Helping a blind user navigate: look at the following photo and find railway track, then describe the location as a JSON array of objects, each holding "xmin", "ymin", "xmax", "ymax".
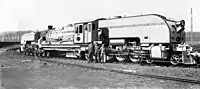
[
  {"xmin": 34, "ymin": 57, "xmax": 200, "ymax": 84},
  {"xmin": 5, "ymin": 47, "xmax": 200, "ymax": 84}
]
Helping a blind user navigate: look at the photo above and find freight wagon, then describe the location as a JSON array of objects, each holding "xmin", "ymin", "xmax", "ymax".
[{"xmin": 0, "ymin": 31, "xmax": 31, "ymax": 47}]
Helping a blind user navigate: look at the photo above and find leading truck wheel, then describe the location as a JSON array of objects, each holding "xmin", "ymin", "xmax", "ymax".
[
  {"xmin": 170, "ymin": 54, "xmax": 180, "ymax": 65},
  {"xmin": 107, "ymin": 56, "xmax": 113, "ymax": 61},
  {"xmin": 85, "ymin": 53, "xmax": 95, "ymax": 61},
  {"xmin": 37, "ymin": 53, "xmax": 41, "ymax": 57},
  {"xmin": 46, "ymin": 51, "xmax": 50, "ymax": 57},
  {"xmin": 85, "ymin": 53, "xmax": 89, "ymax": 60},
  {"xmin": 42, "ymin": 52, "xmax": 46, "ymax": 57}
]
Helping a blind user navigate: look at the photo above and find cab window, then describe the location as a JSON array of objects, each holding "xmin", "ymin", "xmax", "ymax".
[
  {"xmin": 79, "ymin": 25, "xmax": 83, "ymax": 33},
  {"xmin": 84, "ymin": 24, "xmax": 88, "ymax": 31},
  {"xmin": 75, "ymin": 26, "xmax": 78, "ymax": 33},
  {"xmin": 92, "ymin": 24, "xmax": 95, "ymax": 30},
  {"xmin": 88, "ymin": 24, "xmax": 92, "ymax": 32},
  {"xmin": 89, "ymin": 24, "xmax": 92, "ymax": 32}
]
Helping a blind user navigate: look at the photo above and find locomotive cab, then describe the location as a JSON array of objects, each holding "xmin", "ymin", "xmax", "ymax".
[
  {"xmin": 167, "ymin": 19, "xmax": 186, "ymax": 44},
  {"xmin": 74, "ymin": 24, "xmax": 84, "ymax": 43},
  {"xmin": 74, "ymin": 20, "xmax": 98, "ymax": 44}
]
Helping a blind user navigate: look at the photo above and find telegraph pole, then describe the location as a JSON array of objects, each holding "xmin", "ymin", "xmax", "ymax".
[{"xmin": 191, "ymin": 8, "xmax": 193, "ymax": 43}]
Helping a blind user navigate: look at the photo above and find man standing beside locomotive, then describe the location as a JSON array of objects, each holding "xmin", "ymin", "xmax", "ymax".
[
  {"xmin": 87, "ymin": 41, "xmax": 95, "ymax": 63},
  {"xmin": 94, "ymin": 42, "xmax": 101, "ymax": 63},
  {"xmin": 100, "ymin": 44, "xmax": 107, "ymax": 63},
  {"xmin": 189, "ymin": 51, "xmax": 200, "ymax": 67},
  {"xmin": 88, "ymin": 41, "xmax": 107, "ymax": 63}
]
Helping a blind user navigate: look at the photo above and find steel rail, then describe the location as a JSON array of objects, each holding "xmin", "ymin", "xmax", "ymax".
[{"xmin": 37, "ymin": 57, "xmax": 200, "ymax": 84}]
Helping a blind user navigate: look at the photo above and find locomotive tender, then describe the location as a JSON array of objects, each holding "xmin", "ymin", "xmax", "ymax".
[{"xmin": 20, "ymin": 14, "xmax": 195, "ymax": 65}]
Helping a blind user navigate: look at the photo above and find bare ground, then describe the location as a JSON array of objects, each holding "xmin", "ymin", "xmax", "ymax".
[{"xmin": 0, "ymin": 51, "xmax": 200, "ymax": 89}]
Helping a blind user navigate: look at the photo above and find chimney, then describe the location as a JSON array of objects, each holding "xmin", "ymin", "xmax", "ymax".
[
  {"xmin": 114, "ymin": 16, "xmax": 122, "ymax": 18},
  {"xmin": 48, "ymin": 25, "xmax": 53, "ymax": 30}
]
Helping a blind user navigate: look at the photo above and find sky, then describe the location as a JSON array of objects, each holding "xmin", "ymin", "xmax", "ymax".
[{"xmin": 0, "ymin": 0, "xmax": 199, "ymax": 32}]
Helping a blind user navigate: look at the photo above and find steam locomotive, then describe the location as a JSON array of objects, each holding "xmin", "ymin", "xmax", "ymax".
[{"xmin": 20, "ymin": 14, "xmax": 196, "ymax": 65}]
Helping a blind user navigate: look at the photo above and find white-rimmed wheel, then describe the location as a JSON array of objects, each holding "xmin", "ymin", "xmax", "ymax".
[
  {"xmin": 85, "ymin": 53, "xmax": 89, "ymax": 60},
  {"xmin": 146, "ymin": 59, "xmax": 154, "ymax": 64},
  {"xmin": 42, "ymin": 51, "xmax": 46, "ymax": 57},
  {"xmin": 129, "ymin": 56, "xmax": 141, "ymax": 63},
  {"xmin": 107, "ymin": 56, "xmax": 113, "ymax": 61},
  {"xmin": 116, "ymin": 55, "xmax": 126, "ymax": 62},
  {"xmin": 37, "ymin": 53, "xmax": 41, "ymax": 57},
  {"xmin": 85, "ymin": 53, "xmax": 95, "ymax": 61},
  {"xmin": 46, "ymin": 51, "xmax": 50, "ymax": 57},
  {"xmin": 170, "ymin": 54, "xmax": 180, "ymax": 65}
]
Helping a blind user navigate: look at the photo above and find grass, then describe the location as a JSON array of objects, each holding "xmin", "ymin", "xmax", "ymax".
[{"xmin": 185, "ymin": 41, "xmax": 200, "ymax": 52}]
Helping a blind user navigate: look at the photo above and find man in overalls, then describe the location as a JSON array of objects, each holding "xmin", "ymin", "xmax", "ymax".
[
  {"xmin": 190, "ymin": 51, "xmax": 200, "ymax": 67},
  {"xmin": 88, "ymin": 41, "xmax": 95, "ymax": 63},
  {"xmin": 94, "ymin": 42, "xmax": 101, "ymax": 63},
  {"xmin": 100, "ymin": 44, "xmax": 107, "ymax": 63}
]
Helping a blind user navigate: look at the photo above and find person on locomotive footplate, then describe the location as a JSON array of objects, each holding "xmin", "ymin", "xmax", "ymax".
[{"xmin": 87, "ymin": 41, "xmax": 95, "ymax": 63}]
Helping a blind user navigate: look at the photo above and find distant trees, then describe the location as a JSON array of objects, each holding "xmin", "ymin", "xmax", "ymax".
[
  {"xmin": 186, "ymin": 32, "xmax": 200, "ymax": 42},
  {"xmin": 0, "ymin": 30, "xmax": 32, "ymax": 42}
]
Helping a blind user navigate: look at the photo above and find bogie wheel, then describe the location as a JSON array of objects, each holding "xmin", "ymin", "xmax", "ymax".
[
  {"xmin": 146, "ymin": 59, "xmax": 154, "ymax": 64},
  {"xmin": 29, "ymin": 52, "xmax": 32, "ymax": 56},
  {"xmin": 85, "ymin": 53, "xmax": 96, "ymax": 61},
  {"xmin": 116, "ymin": 55, "xmax": 127, "ymax": 62},
  {"xmin": 129, "ymin": 56, "xmax": 141, "ymax": 63},
  {"xmin": 26, "ymin": 52, "xmax": 29, "ymax": 56},
  {"xmin": 42, "ymin": 52, "xmax": 46, "ymax": 57},
  {"xmin": 103, "ymin": 55, "xmax": 113, "ymax": 63},
  {"xmin": 85, "ymin": 53, "xmax": 89, "ymax": 61},
  {"xmin": 24, "ymin": 52, "xmax": 27, "ymax": 55},
  {"xmin": 37, "ymin": 53, "xmax": 41, "ymax": 57},
  {"xmin": 25, "ymin": 51, "xmax": 29, "ymax": 55},
  {"xmin": 170, "ymin": 54, "xmax": 180, "ymax": 65},
  {"xmin": 33, "ymin": 53, "xmax": 37, "ymax": 56},
  {"xmin": 78, "ymin": 51, "xmax": 85, "ymax": 60},
  {"xmin": 46, "ymin": 51, "xmax": 51, "ymax": 57},
  {"xmin": 107, "ymin": 56, "xmax": 113, "ymax": 61}
]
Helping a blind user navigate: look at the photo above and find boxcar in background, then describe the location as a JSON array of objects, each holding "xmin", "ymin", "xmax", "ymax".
[{"xmin": 0, "ymin": 30, "xmax": 31, "ymax": 47}]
